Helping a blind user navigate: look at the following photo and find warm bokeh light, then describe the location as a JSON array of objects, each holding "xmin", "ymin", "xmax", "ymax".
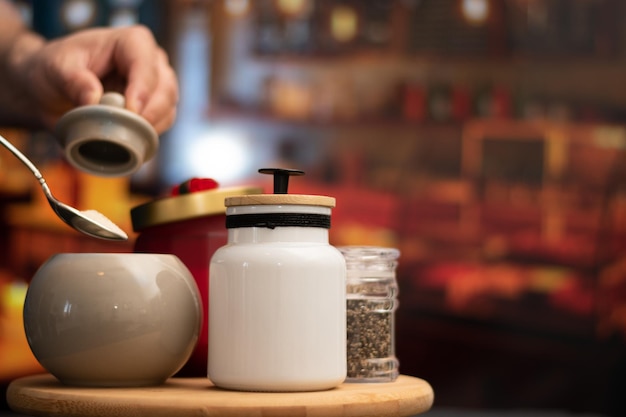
[
  {"xmin": 224, "ymin": 0, "xmax": 250, "ymax": 17},
  {"xmin": 330, "ymin": 5, "xmax": 358, "ymax": 43},
  {"xmin": 275, "ymin": 0, "xmax": 312, "ymax": 18}
]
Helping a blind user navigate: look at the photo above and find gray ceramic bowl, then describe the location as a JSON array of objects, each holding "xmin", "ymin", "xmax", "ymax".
[{"xmin": 23, "ymin": 253, "xmax": 202, "ymax": 387}]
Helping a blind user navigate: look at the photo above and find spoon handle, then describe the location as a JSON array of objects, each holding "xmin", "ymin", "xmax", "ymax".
[{"xmin": 0, "ymin": 133, "xmax": 47, "ymax": 187}]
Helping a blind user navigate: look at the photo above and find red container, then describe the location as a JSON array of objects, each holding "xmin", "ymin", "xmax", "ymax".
[{"xmin": 130, "ymin": 185, "xmax": 261, "ymax": 376}]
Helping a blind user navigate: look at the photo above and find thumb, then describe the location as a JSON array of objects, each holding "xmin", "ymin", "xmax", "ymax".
[{"xmin": 64, "ymin": 69, "xmax": 103, "ymax": 106}]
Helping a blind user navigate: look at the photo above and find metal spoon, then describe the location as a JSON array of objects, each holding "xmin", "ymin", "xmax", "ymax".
[{"xmin": 0, "ymin": 134, "xmax": 128, "ymax": 241}]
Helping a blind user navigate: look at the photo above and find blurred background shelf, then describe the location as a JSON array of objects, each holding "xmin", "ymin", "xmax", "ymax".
[{"xmin": 3, "ymin": 0, "xmax": 626, "ymax": 415}]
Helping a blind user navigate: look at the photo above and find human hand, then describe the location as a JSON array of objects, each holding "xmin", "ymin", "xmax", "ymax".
[{"xmin": 7, "ymin": 25, "xmax": 178, "ymax": 134}]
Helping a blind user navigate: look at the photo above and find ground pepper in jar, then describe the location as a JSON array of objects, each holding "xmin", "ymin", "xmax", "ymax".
[{"xmin": 340, "ymin": 246, "xmax": 400, "ymax": 382}]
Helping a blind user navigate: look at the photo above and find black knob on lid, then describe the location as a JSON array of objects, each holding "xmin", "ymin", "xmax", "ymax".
[{"xmin": 259, "ymin": 168, "xmax": 305, "ymax": 194}]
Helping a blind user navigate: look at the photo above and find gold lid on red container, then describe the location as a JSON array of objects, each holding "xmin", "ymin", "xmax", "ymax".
[{"xmin": 131, "ymin": 185, "xmax": 262, "ymax": 231}]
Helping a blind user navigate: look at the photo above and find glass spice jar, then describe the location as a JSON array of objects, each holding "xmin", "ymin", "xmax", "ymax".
[{"xmin": 339, "ymin": 246, "xmax": 400, "ymax": 383}]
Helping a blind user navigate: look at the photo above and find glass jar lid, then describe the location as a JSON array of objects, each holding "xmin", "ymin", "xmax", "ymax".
[{"xmin": 339, "ymin": 246, "xmax": 400, "ymax": 269}]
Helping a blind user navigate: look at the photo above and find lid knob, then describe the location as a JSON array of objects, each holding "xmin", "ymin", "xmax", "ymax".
[{"xmin": 259, "ymin": 168, "xmax": 305, "ymax": 194}]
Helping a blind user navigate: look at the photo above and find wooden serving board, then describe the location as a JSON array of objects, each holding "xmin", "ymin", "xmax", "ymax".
[{"xmin": 7, "ymin": 374, "xmax": 433, "ymax": 417}]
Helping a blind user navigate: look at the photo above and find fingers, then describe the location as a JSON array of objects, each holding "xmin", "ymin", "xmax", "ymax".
[
  {"xmin": 113, "ymin": 26, "xmax": 179, "ymax": 133},
  {"xmin": 18, "ymin": 33, "xmax": 104, "ymax": 127},
  {"xmin": 39, "ymin": 66, "xmax": 101, "ymax": 126},
  {"xmin": 115, "ymin": 26, "xmax": 159, "ymax": 114},
  {"xmin": 70, "ymin": 70, "xmax": 103, "ymax": 106},
  {"xmin": 130, "ymin": 49, "xmax": 179, "ymax": 133},
  {"xmin": 151, "ymin": 107, "xmax": 177, "ymax": 134},
  {"xmin": 18, "ymin": 25, "xmax": 178, "ymax": 132}
]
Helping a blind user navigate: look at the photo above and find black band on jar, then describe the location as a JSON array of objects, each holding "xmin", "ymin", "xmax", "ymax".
[{"xmin": 226, "ymin": 213, "xmax": 331, "ymax": 229}]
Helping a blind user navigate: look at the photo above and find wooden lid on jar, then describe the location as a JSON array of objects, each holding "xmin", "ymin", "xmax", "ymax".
[
  {"xmin": 225, "ymin": 168, "xmax": 335, "ymax": 208},
  {"xmin": 225, "ymin": 194, "xmax": 335, "ymax": 208}
]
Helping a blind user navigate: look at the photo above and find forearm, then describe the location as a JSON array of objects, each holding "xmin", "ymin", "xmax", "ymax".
[{"xmin": 0, "ymin": 1, "xmax": 46, "ymax": 128}]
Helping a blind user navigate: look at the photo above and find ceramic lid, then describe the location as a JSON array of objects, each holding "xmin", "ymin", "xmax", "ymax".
[{"xmin": 55, "ymin": 92, "xmax": 158, "ymax": 177}]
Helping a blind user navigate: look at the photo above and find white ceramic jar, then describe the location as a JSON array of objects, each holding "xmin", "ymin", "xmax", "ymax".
[{"xmin": 208, "ymin": 193, "xmax": 347, "ymax": 392}]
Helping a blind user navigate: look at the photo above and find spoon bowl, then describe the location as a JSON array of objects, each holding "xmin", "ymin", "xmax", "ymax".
[{"xmin": 0, "ymin": 134, "xmax": 128, "ymax": 240}]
